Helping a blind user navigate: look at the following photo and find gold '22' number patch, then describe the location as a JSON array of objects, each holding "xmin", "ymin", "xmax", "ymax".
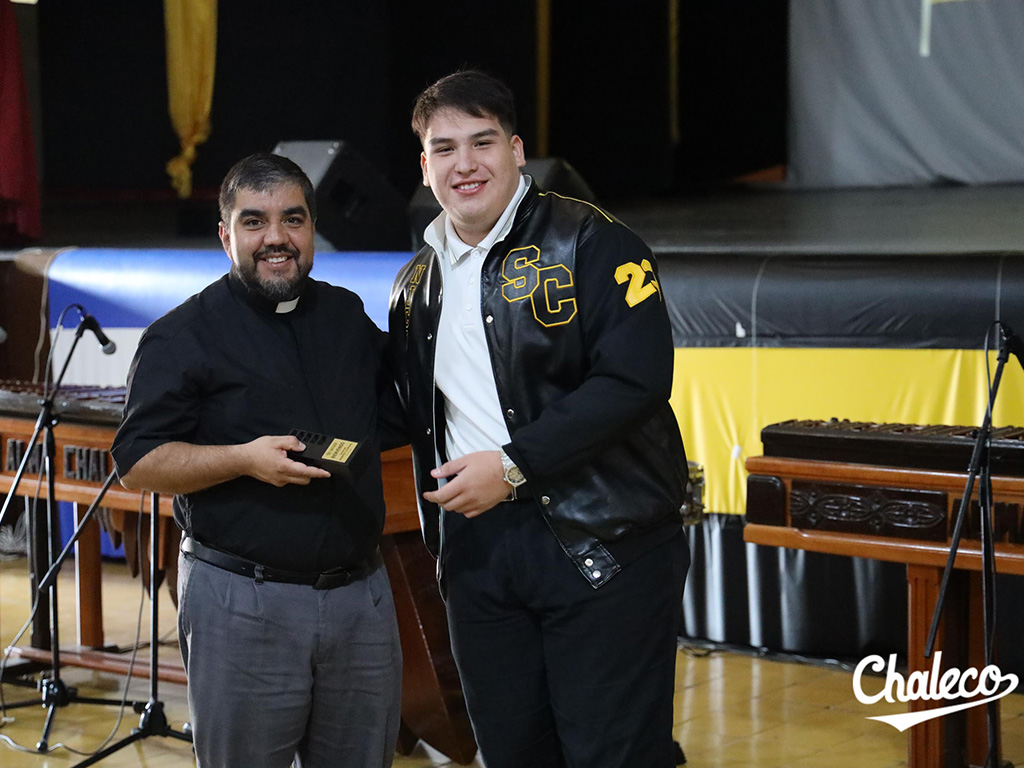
[
  {"xmin": 501, "ymin": 246, "xmax": 578, "ymax": 328},
  {"xmin": 614, "ymin": 259, "xmax": 661, "ymax": 307}
]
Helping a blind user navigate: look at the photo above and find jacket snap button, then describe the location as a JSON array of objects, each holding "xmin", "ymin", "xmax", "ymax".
[
  {"xmin": 505, "ymin": 408, "xmax": 515, "ymax": 419},
  {"xmin": 426, "ymin": 428, "xmax": 431, "ymax": 436},
  {"xmin": 591, "ymin": 570, "xmax": 602, "ymax": 579},
  {"xmin": 541, "ymin": 496, "xmax": 550, "ymax": 505},
  {"xmin": 426, "ymin": 333, "xmax": 433, "ymax": 341},
  {"xmin": 584, "ymin": 558, "xmax": 594, "ymax": 567},
  {"xmin": 485, "ymin": 315, "xmax": 494, "ymax": 324}
]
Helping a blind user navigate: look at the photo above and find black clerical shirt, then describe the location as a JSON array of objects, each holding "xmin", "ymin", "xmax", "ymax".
[{"xmin": 111, "ymin": 273, "xmax": 398, "ymax": 572}]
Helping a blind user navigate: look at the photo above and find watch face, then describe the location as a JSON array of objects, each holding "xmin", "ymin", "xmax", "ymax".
[{"xmin": 507, "ymin": 466, "xmax": 526, "ymax": 485}]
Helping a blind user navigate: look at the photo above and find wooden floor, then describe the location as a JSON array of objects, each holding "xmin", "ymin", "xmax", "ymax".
[{"xmin": 1, "ymin": 555, "xmax": 1022, "ymax": 767}]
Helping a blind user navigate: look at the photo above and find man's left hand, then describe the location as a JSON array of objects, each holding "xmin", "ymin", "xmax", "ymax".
[{"xmin": 424, "ymin": 450, "xmax": 511, "ymax": 517}]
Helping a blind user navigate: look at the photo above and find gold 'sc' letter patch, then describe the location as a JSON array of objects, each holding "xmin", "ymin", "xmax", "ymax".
[{"xmin": 501, "ymin": 246, "xmax": 577, "ymax": 328}]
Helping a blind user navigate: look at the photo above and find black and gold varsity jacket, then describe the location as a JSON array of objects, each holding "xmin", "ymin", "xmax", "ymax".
[{"xmin": 388, "ymin": 180, "xmax": 688, "ymax": 588}]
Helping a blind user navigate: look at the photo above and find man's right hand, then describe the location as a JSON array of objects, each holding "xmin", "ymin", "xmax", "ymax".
[
  {"xmin": 241, "ymin": 435, "xmax": 331, "ymax": 487},
  {"xmin": 120, "ymin": 435, "xmax": 330, "ymax": 495}
]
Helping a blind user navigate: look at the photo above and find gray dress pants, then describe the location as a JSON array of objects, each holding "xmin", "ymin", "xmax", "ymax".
[{"xmin": 177, "ymin": 550, "xmax": 402, "ymax": 768}]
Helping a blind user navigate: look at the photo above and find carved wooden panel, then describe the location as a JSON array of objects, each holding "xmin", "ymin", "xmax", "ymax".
[{"xmin": 790, "ymin": 481, "xmax": 947, "ymax": 540}]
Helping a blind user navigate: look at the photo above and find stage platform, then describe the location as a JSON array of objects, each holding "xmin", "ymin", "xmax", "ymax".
[
  {"xmin": 615, "ymin": 182, "xmax": 1024, "ymax": 256},
  {"xmin": 6, "ymin": 181, "xmax": 1023, "ymax": 256}
]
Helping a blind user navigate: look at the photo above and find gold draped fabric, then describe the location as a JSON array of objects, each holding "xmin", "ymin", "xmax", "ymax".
[{"xmin": 164, "ymin": 0, "xmax": 217, "ymax": 198}]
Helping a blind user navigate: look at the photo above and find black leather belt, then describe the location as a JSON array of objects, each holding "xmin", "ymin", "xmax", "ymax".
[{"xmin": 181, "ymin": 536, "xmax": 372, "ymax": 590}]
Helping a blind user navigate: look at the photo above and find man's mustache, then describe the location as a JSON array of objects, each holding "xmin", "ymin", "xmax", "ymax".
[{"xmin": 255, "ymin": 245, "xmax": 301, "ymax": 261}]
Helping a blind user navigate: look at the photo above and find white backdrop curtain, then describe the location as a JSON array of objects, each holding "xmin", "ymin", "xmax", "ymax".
[{"xmin": 788, "ymin": 0, "xmax": 1024, "ymax": 188}]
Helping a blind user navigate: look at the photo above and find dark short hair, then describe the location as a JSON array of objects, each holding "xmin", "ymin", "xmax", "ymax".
[
  {"xmin": 218, "ymin": 152, "xmax": 316, "ymax": 224},
  {"xmin": 411, "ymin": 69, "xmax": 517, "ymax": 141}
]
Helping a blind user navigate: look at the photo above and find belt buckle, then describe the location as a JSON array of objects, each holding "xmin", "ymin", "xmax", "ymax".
[{"xmin": 313, "ymin": 569, "xmax": 353, "ymax": 590}]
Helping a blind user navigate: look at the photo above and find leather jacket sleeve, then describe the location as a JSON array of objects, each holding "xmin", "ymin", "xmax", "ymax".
[{"xmin": 502, "ymin": 221, "xmax": 675, "ymax": 483}]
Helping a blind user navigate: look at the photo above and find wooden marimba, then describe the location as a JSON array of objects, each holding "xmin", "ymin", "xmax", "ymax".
[{"xmin": 745, "ymin": 419, "xmax": 1024, "ymax": 768}]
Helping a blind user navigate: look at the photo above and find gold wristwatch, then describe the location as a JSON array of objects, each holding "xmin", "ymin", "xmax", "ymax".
[{"xmin": 500, "ymin": 449, "xmax": 526, "ymax": 497}]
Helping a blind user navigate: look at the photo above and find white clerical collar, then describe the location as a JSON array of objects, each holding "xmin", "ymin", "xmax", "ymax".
[
  {"xmin": 275, "ymin": 297, "xmax": 300, "ymax": 314},
  {"xmin": 424, "ymin": 174, "xmax": 531, "ymax": 263}
]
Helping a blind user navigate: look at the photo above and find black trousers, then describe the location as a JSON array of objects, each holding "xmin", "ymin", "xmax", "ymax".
[{"xmin": 442, "ymin": 500, "xmax": 689, "ymax": 768}]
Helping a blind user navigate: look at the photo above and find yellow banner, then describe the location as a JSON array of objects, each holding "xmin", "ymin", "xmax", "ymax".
[{"xmin": 669, "ymin": 348, "xmax": 1024, "ymax": 514}]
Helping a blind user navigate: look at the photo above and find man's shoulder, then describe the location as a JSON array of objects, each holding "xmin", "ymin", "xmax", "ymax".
[
  {"xmin": 391, "ymin": 247, "xmax": 436, "ymax": 293},
  {"xmin": 521, "ymin": 185, "xmax": 654, "ymax": 274},
  {"xmin": 524, "ymin": 184, "xmax": 644, "ymax": 256},
  {"xmin": 387, "ymin": 247, "xmax": 438, "ymax": 328},
  {"xmin": 522, "ymin": 184, "xmax": 632, "ymax": 251},
  {"xmin": 307, "ymin": 277, "xmax": 369, "ymax": 315},
  {"xmin": 529, "ymin": 183, "xmax": 617, "ymax": 226},
  {"xmin": 407, "ymin": 244, "xmax": 438, "ymax": 268},
  {"xmin": 143, "ymin": 275, "xmax": 229, "ymax": 340}
]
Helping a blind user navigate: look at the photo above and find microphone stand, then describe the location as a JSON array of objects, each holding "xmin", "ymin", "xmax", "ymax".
[
  {"xmin": 924, "ymin": 322, "xmax": 1022, "ymax": 768},
  {"xmin": 0, "ymin": 315, "xmax": 142, "ymax": 749},
  {"xmin": 38, "ymin": 470, "xmax": 118, "ymax": 593},
  {"xmin": 71, "ymin": 491, "xmax": 192, "ymax": 766}
]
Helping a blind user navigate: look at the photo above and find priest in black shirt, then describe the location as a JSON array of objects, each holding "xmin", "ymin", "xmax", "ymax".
[{"xmin": 111, "ymin": 153, "xmax": 403, "ymax": 768}]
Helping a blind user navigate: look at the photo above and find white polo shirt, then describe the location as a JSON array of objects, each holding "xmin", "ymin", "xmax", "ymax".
[{"xmin": 425, "ymin": 174, "xmax": 530, "ymax": 461}]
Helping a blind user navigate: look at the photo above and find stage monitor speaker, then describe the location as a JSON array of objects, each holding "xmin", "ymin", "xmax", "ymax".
[
  {"xmin": 408, "ymin": 157, "xmax": 599, "ymax": 252},
  {"xmin": 272, "ymin": 140, "xmax": 409, "ymax": 252}
]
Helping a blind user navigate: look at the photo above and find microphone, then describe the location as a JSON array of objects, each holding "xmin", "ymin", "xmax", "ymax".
[
  {"xmin": 80, "ymin": 314, "xmax": 117, "ymax": 355},
  {"xmin": 999, "ymin": 322, "xmax": 1024, "ymax": 362}
]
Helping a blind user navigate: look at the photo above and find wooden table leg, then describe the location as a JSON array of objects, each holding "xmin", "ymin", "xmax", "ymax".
[
  {"xmin": 907, "ymin": 563, "xmax": 950, "ymax": 768},
  {"xmin": 73, "ymin": 501, "xmax": 103, "ymax": 648},
  {"xmin": 907, "ymin": 564, "xmax": 1003, "ymax": 768}
]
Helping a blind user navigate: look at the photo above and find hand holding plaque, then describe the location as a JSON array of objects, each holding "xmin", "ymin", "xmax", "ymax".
[{"xmin": 287, "ymin": 429, "xmax": 367, "ymax": 482}]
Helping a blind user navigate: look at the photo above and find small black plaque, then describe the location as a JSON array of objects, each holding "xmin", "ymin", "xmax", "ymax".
[{"xmin": 286, "ymin": 429, "xmax": 366, "ymax": 480}]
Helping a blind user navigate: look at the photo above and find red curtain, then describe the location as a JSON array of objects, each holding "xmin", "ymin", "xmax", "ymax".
[{"xmin": 0, "ymin": 1, "xmax": 41, "ymax": 243}]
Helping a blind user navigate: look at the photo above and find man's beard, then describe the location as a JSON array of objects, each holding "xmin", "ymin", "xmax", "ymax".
[{"xmin": 232, "ymin": 246, "xmax": 311, "ymax": 303}]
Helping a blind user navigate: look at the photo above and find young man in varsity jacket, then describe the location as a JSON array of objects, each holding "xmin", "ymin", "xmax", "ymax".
[{"xmin": 389, "ymin": 69, "xmax": 690, "ymax": 768}]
